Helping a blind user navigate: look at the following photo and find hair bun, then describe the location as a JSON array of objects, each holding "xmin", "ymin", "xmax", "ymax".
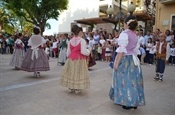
[{"xmin": 71, "ymin": 25, "xmax": 82, "ymax": 35}]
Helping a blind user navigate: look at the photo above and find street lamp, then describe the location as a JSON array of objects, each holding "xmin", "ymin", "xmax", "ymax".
[
  {"xmin": 127, "ymin": 2, "xmax": 136, "ymax": 16},
  {"xmin": 106, "ymin": 5, "xmax": 114, "ymax": 18},
  {"xmin": 106, "ymin": 1, "xmax": 126, "ymax": 31},
  {"xmin": 115, "ymin": 0, "xmax": 126, "ymax": 31}
]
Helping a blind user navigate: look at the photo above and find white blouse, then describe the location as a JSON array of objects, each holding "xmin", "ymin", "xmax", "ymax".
[{"xmin": 116, "ymin": 32, "xmax": 128, "ymax": 54}]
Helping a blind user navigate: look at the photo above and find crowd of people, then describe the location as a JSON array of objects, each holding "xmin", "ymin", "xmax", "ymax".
[
  {"xmin": 1, "ymin": 27, "xmax": 175, "ymax": 67},
  {"xmin": 0, "ymin": 15, "xmax": 175, "ymax": 110}
]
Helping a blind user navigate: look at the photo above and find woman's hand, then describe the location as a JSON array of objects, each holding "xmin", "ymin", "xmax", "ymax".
[{"xmin": 114, "ymin": 64, "xmax": 118, "ymax": 70}]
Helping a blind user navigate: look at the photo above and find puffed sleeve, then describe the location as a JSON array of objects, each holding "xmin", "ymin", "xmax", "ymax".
[
  {"xmin": 66, "ymin": 42, "xmax": 71, "ymax": 57},
  {"xmin": 28, "ymin": 36, "xmax": 32, "ymax": 46},
  {"xmin": 133, "ymin": 39, "xmax": 141, "ymax": 55},
  {"xmin": 81, "ymin": 38, "xmax": 90, "ymax": 56},
  {"xmin": 116, "ymin": 33, "xmax": 129, "ymax": 53},
  {"xmin": 166, "ymin": 43, "xmax": 170, "ymax": 60},
  {"xmin": 41, "ymin": 37, "xmax": 46, "ymax": 44}
]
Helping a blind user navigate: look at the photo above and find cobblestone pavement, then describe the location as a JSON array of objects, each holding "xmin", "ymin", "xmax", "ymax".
[{"xmin": 0, "ymin": 54, "xmax": 175, "ymax": 115}]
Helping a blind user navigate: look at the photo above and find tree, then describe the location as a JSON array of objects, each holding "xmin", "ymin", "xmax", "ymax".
[
  {"xmin": 0, "ymin": 7, "xmax": 17, "ymax": 34},
  {"xmin": 3, "ymin": 0, "xmax": 68, "ymax": 35}
]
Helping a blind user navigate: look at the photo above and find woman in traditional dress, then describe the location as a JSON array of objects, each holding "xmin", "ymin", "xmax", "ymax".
[
  {"xmin": 20, "ymin": 27, "xmax": 50, "ymax": 77},
  {"xmin": 85, "ymin": 38, "xmax": 96, "ymax": 69},
  {"xmin": 9, "ymin": 33, "xmax": 24, "ymax": 69},
  {"xmin": 109, "ymin": 15, "xmax": 145, "ymax": 110},
  {"xmin": 60, "ymin": 25, "xmax": 90, "ymax": 94},
  {"xmin": 58, "ymin": 34, "xmax": 69, "ymax": 65}
]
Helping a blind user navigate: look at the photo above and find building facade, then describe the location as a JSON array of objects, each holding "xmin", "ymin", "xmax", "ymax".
[
  {"xmin": 58, "ymin": 0, "xmax": 153, "ymax": 34},
  {"xmin": 155, "ymin": 0, "xmax": 175, "ymax": 32},
  {"xmin": 58, "ymin": 0, "xmax": 99, "ymax": 33},
  {"xmin": 58, "ymin": 0, "xmax": 129, "ymax": 33}
]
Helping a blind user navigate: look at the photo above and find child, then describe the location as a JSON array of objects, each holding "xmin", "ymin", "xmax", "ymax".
[
  {"xmin": 105, "ymin": 41, "xmax": 112, "ymax": 62},
  {"xmin": 49, "ymin": 43, "xmax": 53, "ymax": 57},
  {"xmin": 85, "ymin": 39, "xmax": 96, "ymax": 68},
  {"xmin": 154, "ymin": 33, "xmax": 170, "ymax": 81},
  {"xmin": 149, "ymin": 41, "xmax": 156, "ymax": 65},
  {"xmin": 145, "ymin": 38, "xmax": 153, "ymax": 64},
  {"xmin": 140, "ymin": 45, "xmax": 146, "ymax": 65},
  {"xmin": 97, "ymin": 43, "xmax": 102, "ymax": 60},
  {"xmin": 169, "ymin": 44, "xmax": 175, "ymax": 65},
  {"xmin": 45, "ymin": 45, "xmax": 50, "ymax": 60}
]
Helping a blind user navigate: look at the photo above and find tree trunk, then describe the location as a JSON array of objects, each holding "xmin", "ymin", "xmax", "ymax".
[
  {"xmin": 39, "ymin": 23, "xmax": 45, "ymax": 36},
  {"xmin": 0, "ymin": 22, "xmax": 3, "ymax": 36},
  {"xmin": 0, "ymin": 22, "xmax": 3, "ymax": 32}
]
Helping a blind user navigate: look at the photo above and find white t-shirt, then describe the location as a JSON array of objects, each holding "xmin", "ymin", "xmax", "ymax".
[
  {"xmin": 138, "ymin": 36, "xmax": 145, "ymax": 46},
  {"xmin": 149, "ymin": 45, "xmax": 156, "ymax": 54},
  {"xmin": 170, "ymin": 48, "xmax": 175, "ymax": 56},
  {"xmin": 52, "ymin": 41, "xmax": 58, "ymax": 48},
  {"xmin": 89, "ymin": 39, "xmax": 95, "ymax": 50},
  {"xmin": 105, "ymin": 47, "xmax": 111, "ymax": 52},
  {"xmin": 146, "ymin": 43, "xmax": 152, "ymax": 51},
  {"xmin": 45, "ymin": 47, "xmax": 49, "ymax": 55},
  {"xmin": 99, "ymin": 39, "xmax": 106, "ymax": 46}
]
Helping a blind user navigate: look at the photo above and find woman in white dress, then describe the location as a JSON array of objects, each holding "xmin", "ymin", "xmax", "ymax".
[{"xmin": 9, "ymin": 33, "xmax": 24, "ymax": 69}]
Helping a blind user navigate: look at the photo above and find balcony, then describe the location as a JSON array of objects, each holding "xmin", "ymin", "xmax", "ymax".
[{"xmin": 160, "ymin": 0, "xmax": 175, "ymax": 4}]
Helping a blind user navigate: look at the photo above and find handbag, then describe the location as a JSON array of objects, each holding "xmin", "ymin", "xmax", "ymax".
[{"xmin": 109, "ymin": 62, "xmax": 114, "ymax": 68}]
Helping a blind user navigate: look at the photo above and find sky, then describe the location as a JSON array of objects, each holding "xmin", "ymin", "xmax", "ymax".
[{"xmin": 43, "ymin": 19, "xmax": 59, "ymax": 36}]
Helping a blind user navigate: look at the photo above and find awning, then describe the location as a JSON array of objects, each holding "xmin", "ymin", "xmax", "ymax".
[
  {"xmin": 134, "ymin": 11, "xmax": 152, "ymax": 21},
  {"xmin": 75, "ymin": 17, "xmax": 118, "ymax": 25},
  {"xmin": 75, "ymin": 12, "xmax": 152, "ymax": 25}
]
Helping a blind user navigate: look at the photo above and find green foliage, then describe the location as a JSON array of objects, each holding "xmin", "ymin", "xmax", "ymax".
[
  {"xmin": 0, "ymin": 7, "xmax": 31, "ymax": 35},
  {"xmin": 4, "ymin": 23, "xmax": 14, "ymax": 34},
  {"xmin": 3, "ymin": 0, "xmax": 68, "ymax": 34},
  {"xmin": 90, "ymin": 24, "xmax": 94, "ymax": 32}
]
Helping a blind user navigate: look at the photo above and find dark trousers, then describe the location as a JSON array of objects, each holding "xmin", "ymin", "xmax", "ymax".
[
  {"xmin": 169, "ymin": 56, "xmax": 175, "ymax": 64},
  {"xmin": 144, "ymin": 50, "xmax": 150, "ymax": 63},
  {"xmin": 97, "ymin": 53, "xmax": 101, "ymax": 60},
  {"xmin": 156, "ymin": 59, "xmax": 165, "ymax": 74},
  {"xmin": 138, "ymin": 55, "xmax": 141, "ymax": 61},
  {"xmin": 149, "ymin": 54, "xmax": 154, "ymax": 64},
  {"xmin": 1, "ymin": 48, "xmax": 6, "ymax": 54},
  {"xmin": 9, "ymin": 44, "xmax": 13, "ymax": 54},
  {"xmin": 24, "ymin": 46, "xmax": 29, "ymax": 52}
]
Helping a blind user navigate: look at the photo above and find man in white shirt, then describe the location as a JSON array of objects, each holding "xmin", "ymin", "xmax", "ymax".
[
  {"xmin": 144, "ymin": 30, "xmax": 153, "ymax": 45},
  {"xmin": 138, "ymin": 30, "xmax": 145, "ymax": 47},
  {"xmin": 93, "ymin": 30, "xmax": 100, "ymax": 45}
]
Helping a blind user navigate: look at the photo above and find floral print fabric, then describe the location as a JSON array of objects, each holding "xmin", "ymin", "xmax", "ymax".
[{"xmin": 109, "ymin": 55, "xmax": 145, "ymax": 107}]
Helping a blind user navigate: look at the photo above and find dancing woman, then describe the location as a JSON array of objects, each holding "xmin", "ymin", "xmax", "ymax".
[
  {"xmin": 21, "ymin": 27, "xmax": 50, "ymax": 77},
  {"xmin": 60, "ymin": 25, "xmax": 90, "ymax": 94},
  {"xmin": 9, "ymin": 33, "xmax": 24, "ymax": 69},
  {"xmin": 109, "ymin": 15, "xmax": 145, "ymax": 110}
]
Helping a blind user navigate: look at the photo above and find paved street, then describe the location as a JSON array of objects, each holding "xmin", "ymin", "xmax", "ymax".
[{"xmin": 0, "ymin": 54, "xmax": 175, "ymax": 115}]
